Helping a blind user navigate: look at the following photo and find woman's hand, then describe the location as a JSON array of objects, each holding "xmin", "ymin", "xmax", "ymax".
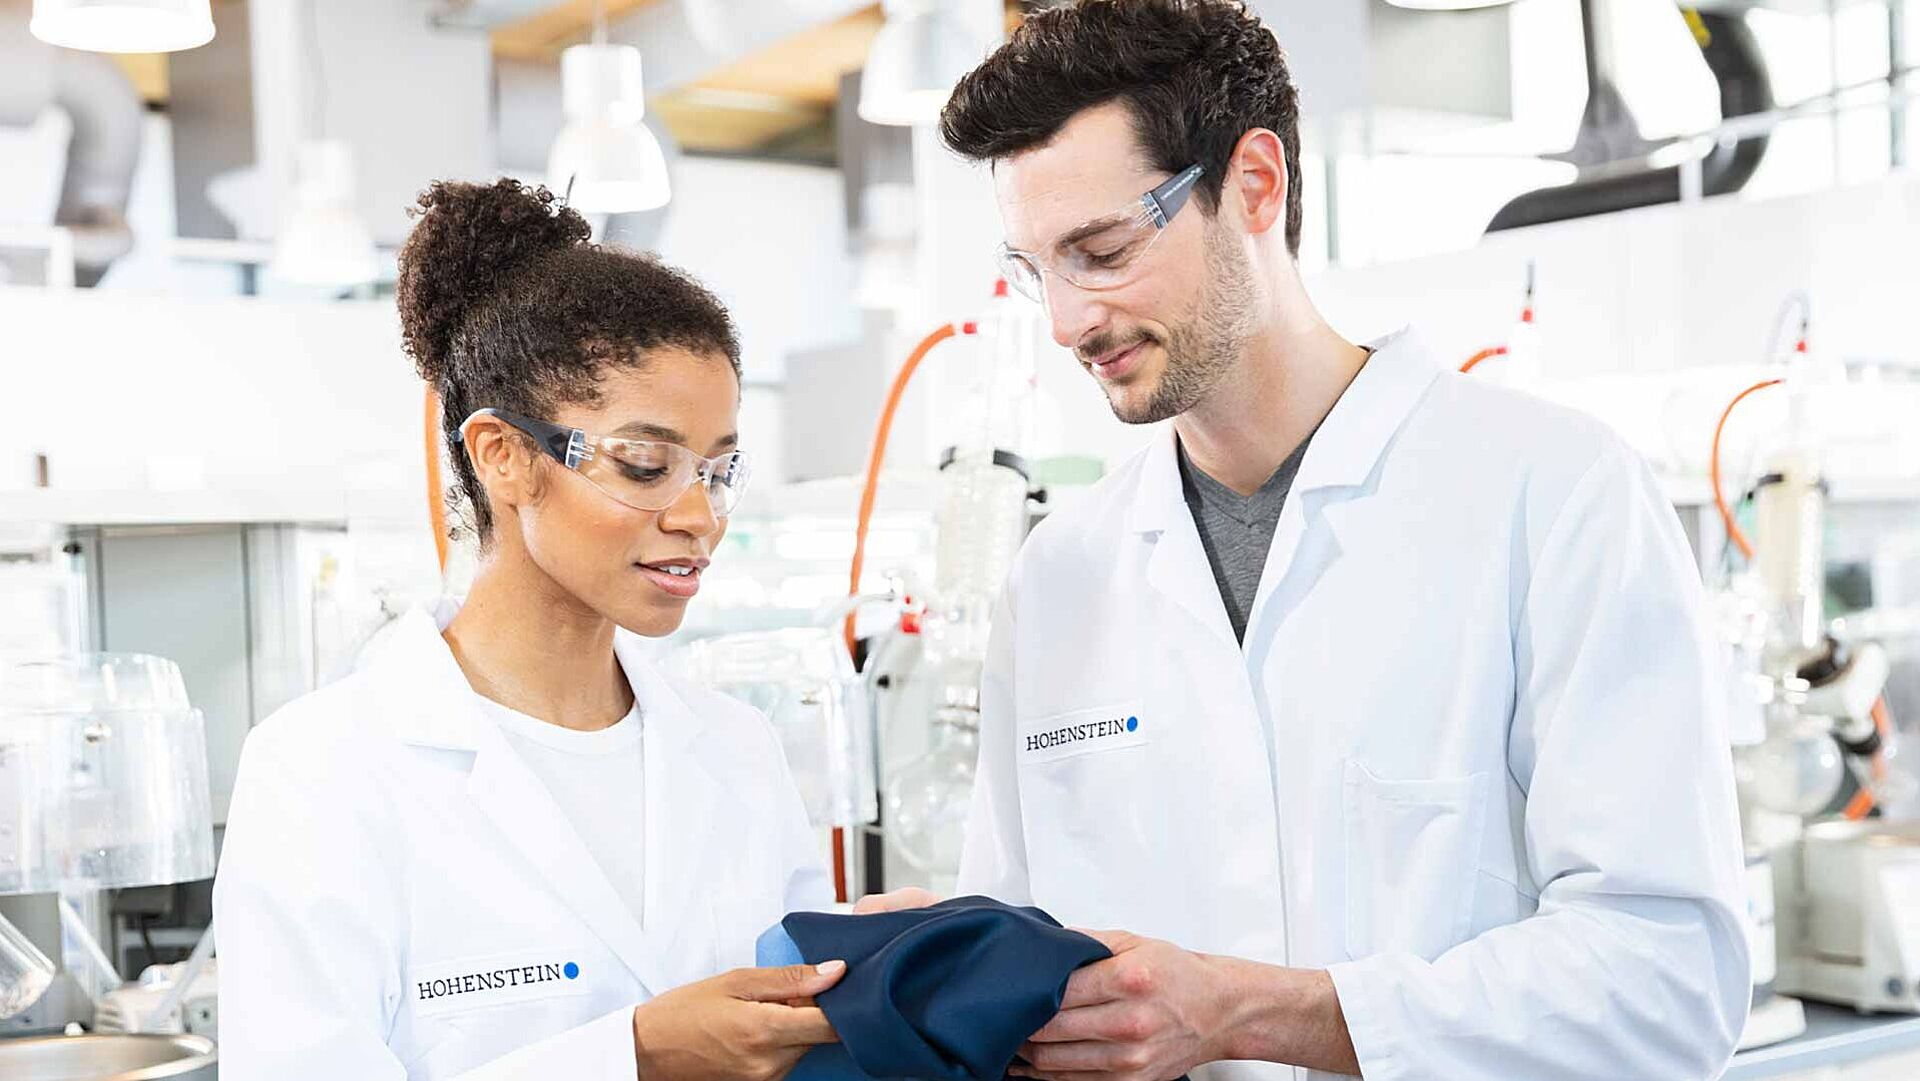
[{"xmin": 631, "ymin": 961, "xmax": 846, "ymax": 1081}]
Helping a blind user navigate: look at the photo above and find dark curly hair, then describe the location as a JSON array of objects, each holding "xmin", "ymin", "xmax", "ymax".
[
  {"xmin": 396, "ymin": 178, "xmax": 741, "ymax": 541},
  {"xmin": 940, "ymin": 0, "xmax": 1303, "ymax": 256}
]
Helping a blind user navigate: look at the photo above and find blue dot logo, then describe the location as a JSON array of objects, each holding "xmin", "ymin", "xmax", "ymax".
[
  {"xmin": 1126, "ymin": 716, "xmax": 1139, "ymax": 732},
  {"xmin": 563, "ymin": 962, "xmax": 580, "ymax": 980}
]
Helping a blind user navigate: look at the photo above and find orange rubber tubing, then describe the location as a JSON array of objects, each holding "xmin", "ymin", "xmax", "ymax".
[
  {"xmin": 1842, "ymin": 699, "xmax": 1894, "ymax": 821},
  {"xmin": 1459, "ymin": 346, "xmax": 1506, "ymax": 373},
  {"xmin": 425, "ymin": 387, "xmax": 450, "ymax": 574},
  {"xmin": 1710, "ymin": 379, "xmax": 1783, "ymax": 563},
  {"xmin": 1843, "ymin": 789, "xmax": 1875, "ymax": 820},
  {"xmin": 844, "ymin": 323, "xmax": 963, "ymax": 656},
  {"xmin": 836, "ymin": 321, "xmax": 967, "ymax": 903}
]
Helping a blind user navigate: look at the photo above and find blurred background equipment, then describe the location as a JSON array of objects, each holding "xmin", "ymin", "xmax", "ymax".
[
  {"xmin": 0, "ymin": 1032, "xmax": 216, "ymax": 1080},
  {"xmin": 0, "ymin": 651, "xmax": 216, "ymax": 1071},
  {"xmin": 0, "ymin": 2, "xmax": 143, "ymax": 285},
  {"xmin": 1694, "ymin": 299, "xmax": 1920, "ymax": 1051}
]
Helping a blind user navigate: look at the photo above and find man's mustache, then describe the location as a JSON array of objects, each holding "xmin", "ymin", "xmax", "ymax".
[{"xmin": 1076, "ymin": 329, "xmax": 1159, "ymax": 364}]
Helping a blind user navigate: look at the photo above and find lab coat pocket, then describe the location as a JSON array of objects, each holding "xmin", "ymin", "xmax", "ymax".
[
  {"xmin": 1341, "ymin": 760, "xmax": 1487, "ymax": 962},
  {"xmin": 1014, "ymin": 704, "xmax": 1155, "ymax": 918},
  {"xmin": 406, "ymin": 993, "xmax": 597, "ymax": 1077}
]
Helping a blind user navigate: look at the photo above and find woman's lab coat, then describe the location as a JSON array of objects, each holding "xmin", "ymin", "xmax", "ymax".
[
  {"xmin": 213, "ymin": 605, "xmax": 830, "ymax": 1080},
  {"xmin": 958, "ymin": 328, "xmax": 1751, "ymax": 1081}
]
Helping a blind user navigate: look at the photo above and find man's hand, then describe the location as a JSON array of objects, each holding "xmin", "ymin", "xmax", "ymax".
[
  {"xmin": 850, "ymin": 887, "xmax": 942, "ymax": 915},
  {"xmin": 1014, "ymin": 931, "xmax": 1360, "ymax": 1080},
  {"xmin": 1013, "ymin": 931, "xmax": 1239, "ymax": 1081}
]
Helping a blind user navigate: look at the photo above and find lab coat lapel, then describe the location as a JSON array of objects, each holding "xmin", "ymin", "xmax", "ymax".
[
  {"xmin": 622, "ymin": 635, "xmax": 723, "ymax": 969},
  {"xmin": 1243, "ymin": 329, "xmax": 1443, "ymax": 645},
  {"xmin": 381, "ymin": 607, "xmax": 670, "ymax": 997},
  {"xmin": 464, "ymin": 724, "xmax": 669, "ymax": 994},
  {"xmin": 1130, "ymin": 428, "xmax": 1240, "ymax": 650}
]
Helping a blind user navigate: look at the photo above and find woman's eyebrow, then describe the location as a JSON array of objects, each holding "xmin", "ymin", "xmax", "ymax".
[
  {"xmin": 609, "ymin": 422, "xmax": 739, "ymax": 455},
  {"xmin": 611, "ymin": 421, "xmax": 685, "ymax": 442}
]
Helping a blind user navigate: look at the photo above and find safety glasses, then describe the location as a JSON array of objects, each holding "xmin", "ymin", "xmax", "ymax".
[
  {"xmin": 996, "ymin": 164, "xmax": 1205, "ymax": 306},
  {"xmin": 468, "ymin": 408, "xmax": 752, "ymax": 517}
]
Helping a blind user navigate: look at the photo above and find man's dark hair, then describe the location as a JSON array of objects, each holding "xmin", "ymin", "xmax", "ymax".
[
  {"xmin": 940, "ymin": 0, "xmax": 1303, "ymax": 256},
  {"xmin": 396, "ymin": 178, "xmax": 741, "ymax": 541}
]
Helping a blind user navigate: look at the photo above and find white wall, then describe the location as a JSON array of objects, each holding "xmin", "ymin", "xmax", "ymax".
[
  {"xmin": 655, "ymin": 157, "xmax": 860, "ymax": 382},
  {"xmin": 0, "ymin": 288, "xmax": 418, "ymax": 495}
]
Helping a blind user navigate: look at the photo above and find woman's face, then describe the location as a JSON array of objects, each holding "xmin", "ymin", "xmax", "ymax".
[{"xmin": 506, "ymin": 348, "xmax": 742, "ymax": 637}]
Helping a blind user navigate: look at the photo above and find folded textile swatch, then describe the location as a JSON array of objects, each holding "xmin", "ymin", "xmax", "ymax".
[{"xmin": 756, "ymin": 896, "xmax": 1112, "ymax": 1081}]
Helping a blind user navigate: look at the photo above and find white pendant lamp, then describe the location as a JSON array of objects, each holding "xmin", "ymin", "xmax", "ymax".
[
  {"xmin": 30, "ymin": 0, "xmax": 215, "ymax": 53},
  {"xmin": 546, "ymin": 41, "xmax": 671, "ymax": 213},
  {"xmin": 271, "ymin": 140, "xmax": 379, "ymax": 288},
  {"xmin": 857, "ymin": 0, "xmax": 996, "ymax": 127}
]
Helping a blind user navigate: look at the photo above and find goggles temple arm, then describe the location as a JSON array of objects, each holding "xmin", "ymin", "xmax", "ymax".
[
  {"xmin": 475, "ymin": 408, "xmax": 584, "ymax": 468},
  {"xmin": 1143, "ymin": 164, "xmax": 1205, "ymax": 229}
]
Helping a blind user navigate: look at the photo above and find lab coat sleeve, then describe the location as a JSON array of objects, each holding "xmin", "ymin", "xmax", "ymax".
[
  {"xmin": 1325, "ymin": 440, "xmax": 1751, "ymax": 1081},
  {"xmin": 213, "ymin": 722, "xmax": 641, "ymax": 1081},
  {"xmin": 956, "ymin": 584, "xmax": 1034, "ymax": 904}
]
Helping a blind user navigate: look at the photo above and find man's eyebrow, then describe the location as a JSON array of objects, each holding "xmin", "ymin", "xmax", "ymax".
[{"xmin": 1052, "ymin": 212, "xmax": 1134, "ymax": 251}]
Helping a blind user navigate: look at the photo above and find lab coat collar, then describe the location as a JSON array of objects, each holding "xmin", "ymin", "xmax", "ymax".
[
  {"xmin": 1304, "ymin": 326, "xmax": 1441, "ymax": 494},
  {"xmin": 374, "ymin": 601, "xmax": 719, "ymax": 997},
  {"xmin": 1126, "ymin": 326, "xmax": 1441, "ymax": 535}
]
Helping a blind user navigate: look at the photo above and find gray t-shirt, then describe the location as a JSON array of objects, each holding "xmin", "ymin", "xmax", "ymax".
[{"xmin": 1177, "ymin": 434, "xmax": 1313, "ymax": 643}]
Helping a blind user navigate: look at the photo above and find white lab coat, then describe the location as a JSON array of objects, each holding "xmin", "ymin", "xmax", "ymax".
[
  {"xmin": 213, "ymin": 604, "xmax": 831, "ymax": 1081},
  {"xmin": 959, "ymin": 329, "xmax": 1750, "ymax": 1081}
]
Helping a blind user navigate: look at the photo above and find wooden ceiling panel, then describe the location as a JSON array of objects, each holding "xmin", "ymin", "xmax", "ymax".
[
  {"xmin": 111, "ymin": 54, "xmax": 170, "ymax": 105},
  {"xmin": 683, "ymin": 4, "xmax": 884, "ymax": 107},
  {"xmin": 491, "ymin": 0, "xmax": 662, "ymax": 62},
  {"xmin": 652, "ymin": 89, "xmax": 831, "ymax": 152}
]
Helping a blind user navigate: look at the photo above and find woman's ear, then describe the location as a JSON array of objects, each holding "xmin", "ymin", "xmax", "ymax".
[{"xmin": 460, "ymin": 414, "xmax": 544, "ymax": 514}]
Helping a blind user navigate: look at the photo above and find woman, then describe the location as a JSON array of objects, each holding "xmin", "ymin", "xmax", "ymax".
[{"xmin": 213, "ymin": 179, "xmax": 844, "ymax": 1080}]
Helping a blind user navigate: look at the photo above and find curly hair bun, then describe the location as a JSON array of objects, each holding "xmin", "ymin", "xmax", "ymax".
[{"xmin": 396, "ymin": 178, "xmax": 590, "ymax": 384}]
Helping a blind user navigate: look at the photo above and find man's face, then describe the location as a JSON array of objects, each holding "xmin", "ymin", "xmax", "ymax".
[{"xmin": 996, "ymin": 102, "xmax": 1257, "ymax": 424}]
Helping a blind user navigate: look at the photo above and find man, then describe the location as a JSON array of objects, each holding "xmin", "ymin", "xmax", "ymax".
[{"xmin": 861, "ymin": 2, "xmax": 1750, "ymax": 1079}]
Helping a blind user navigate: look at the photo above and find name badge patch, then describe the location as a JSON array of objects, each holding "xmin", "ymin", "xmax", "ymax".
[
  {"xmin": 1020, "ymin": 703, "xmax": 1150, "ymax": 764},
  {"xmin": 410, "ymin": 949, "xmax": 594, "ymax": 1018}
]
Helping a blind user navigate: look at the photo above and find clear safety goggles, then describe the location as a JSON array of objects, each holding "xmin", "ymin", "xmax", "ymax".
[
  {"xmin": 996, "ymin": 164, "xmax": 1204, "ymax": 306},
  {"xmin": 469, "ymin": 408, "xmax": 752, "ymax": 517}
]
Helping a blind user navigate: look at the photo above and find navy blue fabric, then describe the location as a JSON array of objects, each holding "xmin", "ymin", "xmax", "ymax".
[{"xmin": 768, "ymin": 896, "xmax": 1111, "ymax": 1081}]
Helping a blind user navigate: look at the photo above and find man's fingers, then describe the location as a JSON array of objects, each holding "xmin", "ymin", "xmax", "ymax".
[
  {"xmin": 732, "ymin": 961, "xmax": 847, "ymax": 1003},
  {"xmin": 852, "ymin": 888, "xmax": 941, "ymax": 915},
  {"xmin": 1021, "ymin": 1038, "xmax": 1135, "ymax": 1074},
  {"xmin": 1071, "ymin": 928, "xmax": 1135, "ymax": 953},
  {"xmin": 1059, "ymin": 958, "xmax": 1132, "ymax": 1009},
  {"xmin": 1028, "ymin": 1002, "xmax": 1138, "ymax": 1043},
  {"xmin": 1012, "ymin": 1068, "xmax": 1110, "ymax": 1081}
]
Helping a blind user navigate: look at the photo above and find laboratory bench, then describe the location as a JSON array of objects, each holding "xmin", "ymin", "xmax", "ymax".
[{"xmin": 1727, "ymin": 1002, "xmax": 1920, "ymax": 1079}]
